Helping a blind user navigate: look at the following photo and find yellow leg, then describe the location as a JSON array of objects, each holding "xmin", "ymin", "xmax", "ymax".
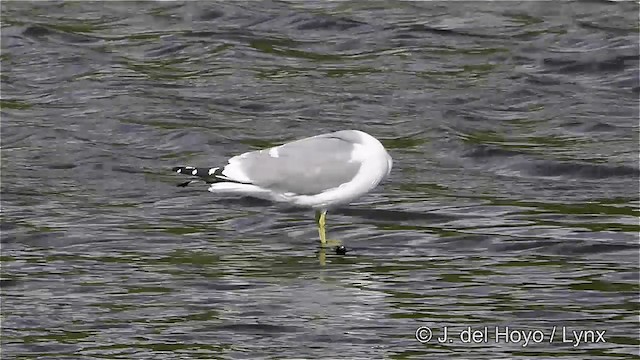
[
  {"xmin": 315, "ymin": 210, "xmax": 342, "ymax": 248},
  {"xmin": 315, "ymin": 210, "xmax": 327, "ymax": 247}
]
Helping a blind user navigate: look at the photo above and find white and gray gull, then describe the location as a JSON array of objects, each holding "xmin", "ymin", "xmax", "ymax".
[{"xmin": 172, "ymin": 130, "xmax": 392, "ymax": 249}]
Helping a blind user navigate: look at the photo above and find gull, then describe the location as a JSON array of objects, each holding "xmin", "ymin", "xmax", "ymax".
[{"xmin": 172, "ymin": 130, "xmax": 392, "ymax": 251}]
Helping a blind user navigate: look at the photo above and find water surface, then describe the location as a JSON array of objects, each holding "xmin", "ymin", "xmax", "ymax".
[{"xmin": 1, "ymin": 1, "xmax": 639, "ymax": 359}]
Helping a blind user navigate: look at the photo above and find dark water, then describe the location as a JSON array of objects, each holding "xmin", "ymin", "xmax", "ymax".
[{"xmin": 1, "ymin": 1, "xmax": 639, "ymax": 359}]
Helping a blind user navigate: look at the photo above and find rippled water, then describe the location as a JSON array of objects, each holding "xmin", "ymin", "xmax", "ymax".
[{"xmin": 1, "ymin": 1, "xmax": 639, "ymax": 359}]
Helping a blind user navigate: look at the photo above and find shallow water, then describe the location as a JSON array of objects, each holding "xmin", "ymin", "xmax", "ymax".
[{"xmin": 1, "ymin": 1, "xmax": 639, "ymax": 359}]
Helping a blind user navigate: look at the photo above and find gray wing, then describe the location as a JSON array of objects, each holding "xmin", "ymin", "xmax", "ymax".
[{"xmin": 232, "ymin": 134, "xmax": 362, "ymax": 195}]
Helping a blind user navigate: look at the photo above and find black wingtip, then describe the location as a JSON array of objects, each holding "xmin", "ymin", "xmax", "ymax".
[
  {"xmin": 172, "ymin": 166, "xmax": 182, "ymax": 173},
  {"xmin": 177, "ymin": 180, "xmax": 192, "ymax": 187}
]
